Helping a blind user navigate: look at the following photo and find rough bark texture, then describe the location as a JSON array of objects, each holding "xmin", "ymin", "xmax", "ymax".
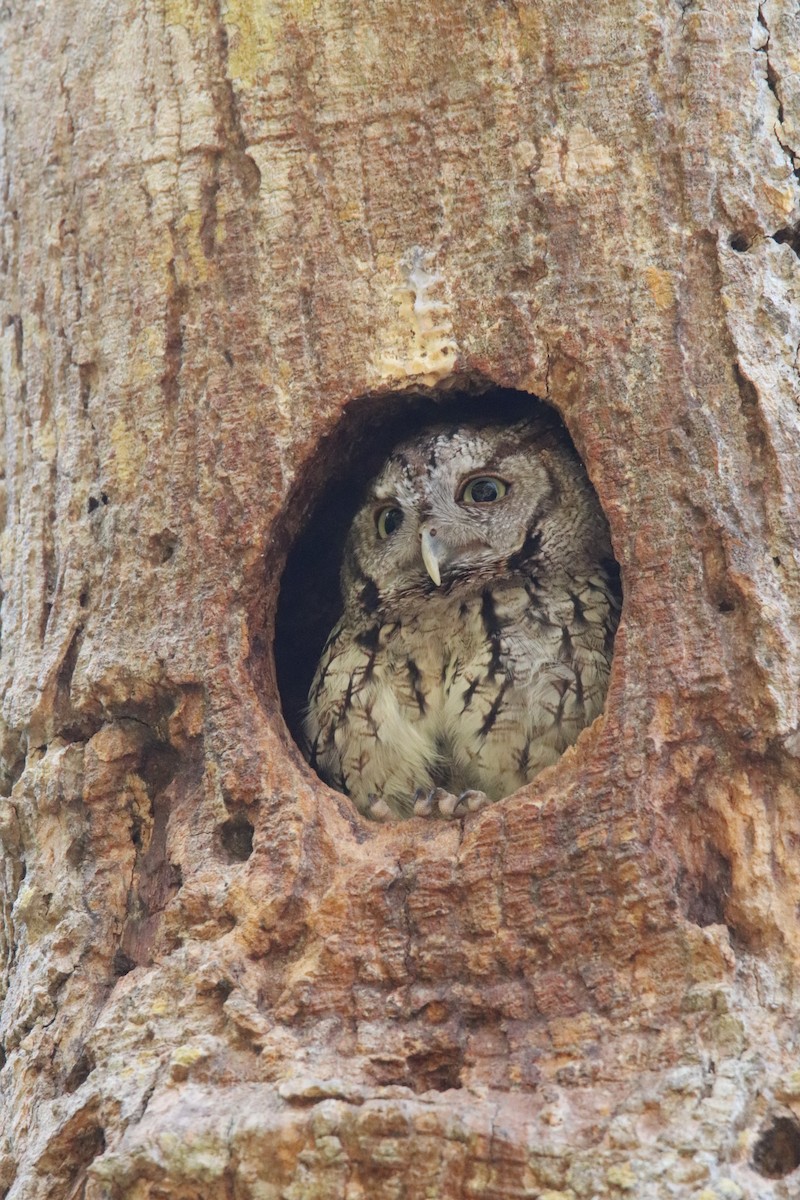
[{"xmin": 1, "ymin": 0, "xmax": 799, "ymax": 1197}]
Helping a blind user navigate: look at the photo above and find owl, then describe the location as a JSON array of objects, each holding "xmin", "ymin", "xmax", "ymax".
[{"xmin": 303, "ymin": 413, "xmax": 620, "ymax": 820}]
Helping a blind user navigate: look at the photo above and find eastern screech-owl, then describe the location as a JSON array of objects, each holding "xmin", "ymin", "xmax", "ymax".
[{"xmin": 304, "ymin": 414, "xmax": 620, "ymax": 820}]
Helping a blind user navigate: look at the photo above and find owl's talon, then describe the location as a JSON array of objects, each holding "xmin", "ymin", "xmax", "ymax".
[
  {"xmin": 432, "ymin": 787, "xmax": 457, "ymax": 817},
  {"xmin": 457, "ymin": 789, "xmax": 490, "ymax": 814},
  {"xmin": 412, "ymin": 787, "xmax": 432, "ymax": 816},
  {"xmin": 413, "ymin": 786, "xmax": 490, "ymax": 819},
  {"xmin": 365, "ymin": 795, "xmax": 393, "ymax": 822},
  {"xmin": 413, "ymin": 787, "xmax": 452, "ymax": 819}
]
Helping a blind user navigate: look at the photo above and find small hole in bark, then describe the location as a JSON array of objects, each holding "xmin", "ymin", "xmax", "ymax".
[
  {"xmin": 407, "ymin": 1049, "xmax": 463, "ymax": 1091},
  {"xmin": 0, "ymin": 751, "xmax": 25, "ymax": 797},
  {"xmin": 753, "ymin": 1115, "xmax": 800, "ymax": 1178},
  {"xmin": 64, "ymin": 1048, "xmax": 95, "ymax": 1092},
  {"xmin": 717, "ymin": 599, "xmax": 736, "ymax": 613},
  {"xmin": 149, "ymin": 530, "xmax": 178, "ymax": 565},
  {"xmin": 219, "ymin": 816, "xmax": 254, "ymax": 862},
  {"xmin": 73, "ymin": 1124, "xmax": 105, "ymax": 1171},
  {"xmin": 206, "ymin": 977, "xmax": 234, "ymax": 1002},
  {"xmin": 38, "ymin": 1116, "xmax": 106, "ymax": 1181},
  {"xmin": 140, "ymin": 742, "xmax": 180, "ymax": 795},
  {"xmin": 273, "ymin": 385, "xmax": 621, "ymax": 818},
  {"xmin": 113, "ymin": 949, "xmax": 137, "ymax": 977},
  {"xmin": 678, "ymin": 848, "xmax": 732, "ymax": 927},
  {"xmin": 66, "ymin": 832, "xmax": 89, "ymax": 868},
  {"xmin": 772, "ymin": 223, "xmax": 800, "ymax": 258},
  {"xmin": 78, "ymin": 362, "xmax": 98, "ymax": 412},
  {"xmin": 729, "ymin": 233, "xmax": 750, "ymax": 252},
  {"xmin": 369, "ymin": 1046, "xmax": 464, "ymax": 1091},
  {"xmin": 87, "ymin": 496, "xmax": 100, "ymax": 513}
]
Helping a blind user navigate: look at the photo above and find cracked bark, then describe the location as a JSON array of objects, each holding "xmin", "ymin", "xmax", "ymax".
[{"xmin": 1, "ymin": 1, "xmax": 800, "ymax": 1198}]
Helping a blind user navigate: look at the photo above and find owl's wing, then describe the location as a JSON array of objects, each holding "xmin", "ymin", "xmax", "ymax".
[
  {"xmin": 303, "ymin": 617, "xmax": 349, "ymax": 793},
  {"xmin": 303, "ymin": 618, "xmax": 443, "ymax": 816},
  {"xmin": 520, "ymin": 567, "xmax": 620, "ymax": 756},
  {"xmin": 445, "ymin": 569, "xmax": 619, "ymax": 799}
]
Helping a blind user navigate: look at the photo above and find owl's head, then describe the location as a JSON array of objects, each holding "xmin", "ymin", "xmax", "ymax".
[{"xmin": 341, "ymin": 414, "xmax": 613, "ymax": 615}]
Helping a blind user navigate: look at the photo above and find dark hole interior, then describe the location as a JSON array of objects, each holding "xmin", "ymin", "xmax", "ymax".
[
  {"xmin": 752, "ymin": 1115, "xmax": 800, "ymax": 1178},
  {"xmin": 274, "ymin": 386, "xmax": 594, "ymax": 752},
  {"xmin": 772, "ymin": 222, "xmax": 800, "ymax": 259},
  {"xmin": 63, "ymin": 1047, "xmax": 95, "ymax": 1093},
  {"xmin": 112, "ymin": 949, "xmax": 137, "ymax": 977},
  {"xmin": 219, "ymin": 816, "xmax": 255, "ymax": 863},
  {"xmin": 677, "ymin": 846, "xmax": 732, "ymax": 928}
]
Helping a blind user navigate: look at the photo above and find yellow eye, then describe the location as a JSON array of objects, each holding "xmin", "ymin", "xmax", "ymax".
[
  {"xmin": 376, "ymin": 506, "xmax": 404, "ymax": 538},
  {"xmin": 461, "ymin": 476, "xmax": 508, "ymax": 504}
]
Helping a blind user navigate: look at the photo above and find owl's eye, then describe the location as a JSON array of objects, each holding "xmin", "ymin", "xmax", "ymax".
[
  {"xmin": 376, "ymin": 507, "xmax": 404, "ymax": 538},
  {"xmin": 460, "ymin": 476, "xmax": 508, "ymax": 505}
]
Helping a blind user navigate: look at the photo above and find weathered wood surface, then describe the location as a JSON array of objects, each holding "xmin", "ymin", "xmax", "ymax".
[{"xmin": 0, "ymin": 0, "xmax": 799, "ymax": 1196}]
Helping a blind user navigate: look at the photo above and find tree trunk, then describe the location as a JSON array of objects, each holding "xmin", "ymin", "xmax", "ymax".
[{"xmin": 1, "ymin": 0, "xmax": 799, "ymax": 1196}]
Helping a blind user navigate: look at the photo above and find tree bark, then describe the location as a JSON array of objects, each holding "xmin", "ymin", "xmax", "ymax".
[{"xmin": 1, "ymin": 0, "xmax": 799, "ymax": 1197}]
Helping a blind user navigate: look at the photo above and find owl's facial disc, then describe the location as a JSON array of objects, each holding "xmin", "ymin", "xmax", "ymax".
[{"xmin": 345, "ymin": 421, "xmax": 572, "ymax": 613}]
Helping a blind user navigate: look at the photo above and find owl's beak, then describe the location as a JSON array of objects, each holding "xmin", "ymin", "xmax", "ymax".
[{"xmin": 420, "ymin": 526, "xmax": 442, "ymax": 587}]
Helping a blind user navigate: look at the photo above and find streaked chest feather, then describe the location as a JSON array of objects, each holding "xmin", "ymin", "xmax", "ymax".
[{"xmin": 305, "ymin": 571, "xmax": 618, "ymax": 815}]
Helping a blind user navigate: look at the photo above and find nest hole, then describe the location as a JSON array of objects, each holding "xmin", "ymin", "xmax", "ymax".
[{"xmin": 274, "ymin": 385, "xmax": 620, "ymax": 801}]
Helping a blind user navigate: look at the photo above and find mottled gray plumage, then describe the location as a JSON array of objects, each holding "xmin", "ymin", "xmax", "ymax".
[{"xmin": 304, "ymin": 415, "xmax": 620, "ymax": 820}]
